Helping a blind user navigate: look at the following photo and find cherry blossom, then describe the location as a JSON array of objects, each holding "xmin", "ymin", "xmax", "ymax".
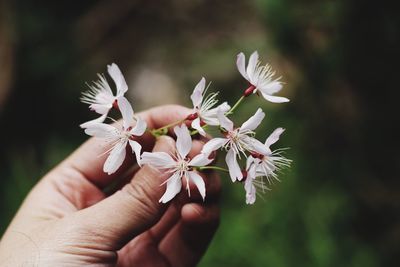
[
  {"xmin": 141, "ymin": 124, "xmax": 212, "ymax": 203},
  {"xmin": 237, "ymin": 51, "xmax": 289, "ymax": 103},
  {"xmin": 188, "ymin": 77, "xmax": 230, "ymax": 136},
  {"xmin": 84, "ymin": 97, "xmax": 146, "ymax": 174},
  {"xmin": 80, "ymin": 63, "xmax": 129, "ymax": 128},
  {"xmin": 201, "ymin": 107, "xmax": 269, "ymax": 181},
  {"xmin": 250, "ymin": 128, "xmax": 292, "ymax": 184}
]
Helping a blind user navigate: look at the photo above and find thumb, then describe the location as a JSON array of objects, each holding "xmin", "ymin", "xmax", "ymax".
[{"xmin": 69, "ymin": 136, "xmax": 176, "ymax": 250}]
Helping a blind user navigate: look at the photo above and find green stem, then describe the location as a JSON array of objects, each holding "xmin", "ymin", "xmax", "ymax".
[
  {"xmin": 197, "ymin": 166, "xmax": 229, "ymax": 173},
  {"xmin": 226, "ymin": 95, "xmax": 245, "ymax": 115},
  {"xmin": 151, "ymin": 118, "xmax": 186, "ymax": 136}
]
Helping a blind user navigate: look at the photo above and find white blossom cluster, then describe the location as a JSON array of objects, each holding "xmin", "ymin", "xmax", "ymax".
[{"xmin": 80, "ymin": 51, "xmax": 291, "ymax": 204}]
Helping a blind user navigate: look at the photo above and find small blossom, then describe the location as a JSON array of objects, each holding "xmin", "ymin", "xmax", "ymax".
[
  {"xmin": 141, "ymin": 124, "xmax": 212, "ymax": 203},
  {"xmin": 80, "ymin": 63, "xmax": 129, "ymax": 128},
  {"xmin": 237, "ymin": 51, "xmax": 289, "ymax": 103},
  {"xmin": 201, "ymin": 107, "xmax": 269, "ymax": 181},
  {"xmin": 188, "ymin": 77, "xmax": 230, "ymax": 136},
  {"xmin": 250, "ymin": 127, "xmax": 292, "ymax": 184},
  {"xmin": 84, "ymin": 97, "xmax": 146, "ymax": 174}
]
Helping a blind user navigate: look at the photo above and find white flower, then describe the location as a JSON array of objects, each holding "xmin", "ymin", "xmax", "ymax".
[
  {"xmin": 237, "ymin": 51, "xmax": 289, "ymax": 103},
  {"xmin": 201, "ymin": 107, "xmax": 269, "ymax": 182},
  {"xmin": 141, "ymin": 124, "xmax": 212, "ymax": 203},
  {"xmin": 188, "ymin": 77, "xmax": 230, "ymax": 136},
  {"xmin": 80, "ymin": 63, "xmax": 129, "ymax": 128},
  {"xmin": 250, "ymin": 127, "xmax": 292, "ymax": 184},
  {"xmin": 84, "ymin": 97, "xmax": 146, "ymax": 174}
]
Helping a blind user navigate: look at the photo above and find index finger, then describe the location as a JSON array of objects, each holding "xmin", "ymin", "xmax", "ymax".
[{"xmin": 58, "ymin": 104, "xmax": 191, "ymax": 189}]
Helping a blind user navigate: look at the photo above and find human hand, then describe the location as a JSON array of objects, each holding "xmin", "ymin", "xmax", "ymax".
[{"xmin": 0, "ymin": 105, "xmax": 220, "ymax": 267}]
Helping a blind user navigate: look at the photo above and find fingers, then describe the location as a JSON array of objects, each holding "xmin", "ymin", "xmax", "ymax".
[
  {"xmin": 66, "ymin": 136, "xmax": 177, "ymax": 250},
  {"xmin": 159, "ymin": 202, "xmax": 220, "ymax": 267},
  {"xmin": 59, "ymin": 105, "xmax": 191, "ymax": 189}
]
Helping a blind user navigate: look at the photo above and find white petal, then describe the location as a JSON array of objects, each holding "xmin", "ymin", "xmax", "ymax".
[
  {"xmin": 128, "ymin": 140, "xmax": 142, "ymax": 166},
  {"xmin": 189, "ymin": 171, "xmax": 206, "ymax": 201},
  {"xmin": 159, "ymin": 172, "xmax": 182, "ymax": 203},
  {"xmin": 89, "ymin": 103, "xmax": 112, "ymax": 115},
  {"xmin": 201, "ymin": 138, "xmax": 228, "ymax": 155},
  {"xmin": 246, "ymin": 137, "xmax": 270, "ymax": 155},
  {"xmin": 259, "ymin": 81, "xmax": 282, "ymax": 94},
  {"xmin": 174, "ymin": 124, "xmax": 192, "ymax": 158},
  {"xmin": 202, "ymin": 102, "xmax": 230, "ymax": 126},
  {"xmin": 191, "ymin": 118, "xmax": 206, "ymax": 136},
  {"xmin": 265, "ymin": 127, "xmax": 285, "ymax": 147},
  {"xmin": 246, "ymin": 51, "xmax": 259, "ymax": 81},
  {"xmin": 80, "ymin": 113, "xmax": 108, "ymax": 128},
  {"xmin": 236, "ymin": 52, "xmax": 248, "ymax": 80},
  {"xmin": 240, "ymin": 108, "xmax": 265, "ymax": 132},
  {"xmin": 130, "ymin": 116, "xmax": 147, "ymax": 137},
  {"xmin": 217, "ymin": 107, "xmax": 233, "ymax": 131},
  {"xmin": 84, "ymin": 122, "xmax": 119, "ymax": 138},
  {"xmin": 117, "ymin": 96, "xmax": 134, "ymax": 129},
  {"xmin": 103, "ymin": 141, "xmax": 127, "ymax": 174},
  {"xmin": 141, "ymin": 152, "xmax": 176, "ymax": 169},
  {"xmin": 189, "ymin": 153, "xmax": 213, "ymax": 167},
  {"xmin": 244, "ymin": 178, "xmax": 256, "ymax": 204},
  {"xmin": 261, "ymin": 92, "xmax": 290, "ymax": 103},
  {"xmin": 108, "ymin": 63, "xmax": 128, "ymax": 96},
  {"xmin": 226, "ymin": 149, "xmax": 243, "ymax": 181},
  {"xmin": 190, "ymin": 77, "xmax": 205, "ymax": 108}
]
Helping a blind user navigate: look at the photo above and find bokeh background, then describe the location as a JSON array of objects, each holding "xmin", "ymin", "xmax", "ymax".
[{"xmin": 0, "ymin": 0, "xmax": 399, "ymax": 266}]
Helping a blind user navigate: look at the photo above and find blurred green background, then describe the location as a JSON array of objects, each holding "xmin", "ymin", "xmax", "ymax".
[{"xmin": 0, "ymin": 0, "xmax": 399, "ymax": 266}]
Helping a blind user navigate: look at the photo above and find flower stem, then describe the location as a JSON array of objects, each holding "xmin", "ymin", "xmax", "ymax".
[
  {"xmin": 197, "ymin": 166, "xmax": 229, "ymax": 173},
  {"xmin": 226, "ymin": 95, "xmax": 245, "ymax": 115},
  {"xmin": 151, "ymin": 119, "xmax": 186, "ymax": 136}
]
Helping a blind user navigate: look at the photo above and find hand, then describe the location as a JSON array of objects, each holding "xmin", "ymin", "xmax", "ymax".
[{"xmin": 0, "ymin": 105, "xmax": 220, "ymax": 267}]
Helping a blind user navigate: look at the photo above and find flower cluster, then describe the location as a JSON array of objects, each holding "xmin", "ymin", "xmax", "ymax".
[{"xmin": 80, "ymin": 51, "xmax": 291, "ymax": 204}]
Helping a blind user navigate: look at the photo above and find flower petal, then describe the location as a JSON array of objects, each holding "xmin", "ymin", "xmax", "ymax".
[
  {"xmin": 80, "ymin": 113, "xmax": 108, "ymax": 128},
  {"xmin": 202, "ymin": 102, "xmax": 231, "ymax": 126},
  {"xmin": 89, "ymin": 103, "xmax": 113, "ymax": 115},
  {"xmin": 191, "ymin": 117, "xmax": 206, "ymax": 136},
  {"xmin": 201, "ymin": 137, "xmax": 228, "ymax": 155},
  {"xmin": 259, "ymin": 81, "xmax": 282, "ymax": 95},
  {"xmin": 174, "ymin": 124, "xmax": 192, "ymax": 158},
  {"xmin": 261, "ymin": 92, "xmax": 290, "ymax": 103},
  {"xmin": 141, "ymin": 152, "xmax": 176, "ymax": 169},
  {"xmin": 246, "ymin": 137, "xmax": 270, "ymax": 155},
  {"xmin": 217, "ymin": 107, "xmax": 234, "ymax": 131},
  {"xmin": 128, "ymin": 140, "xmax": 142, "ymax": 166},
  {"xmin": 190, "ymin": 77, "xmax": 205, "ymax": 108},
  {"xmin": 130, "ymin": 116, "xmax": 147, "ymax": 137},
  {"xmin": 104, "ymin": 141, "xmax": 127, "ymax": 174},
  {"xmin": 159, "ymin": 172, "xmax": 182, "ymax": 203},
  {"xmin": 226, "ymin": 148, "xmax": 243, "ymax": 181},
  {"xmin": 189, "ymin": 153, "xmax": 213, "ymax": 167},
  {"xmin": 117, "ymin": 96, "xmax": 134, "ymax": 129},
  {"xmin": 246, "ymin": 51, "xmax": 259, "ymax": 81},
  {"xmin": 84, "ymin": 122, "xmax": 119, "ymax": 138},
  {"xmin": 108, "ymin": 63, "xmax": 128, "ymax": 96},
  {"xmin": 244, "ymin": 178, "xmax": 256, "ymax": 204},
  {"xmin": 265, "ymin": 127, "xmax": 285, "ymax": 147},
  {"xmin": 236, "ymin": 52, "xmax": 249, "ymax": 80},
  {"xmin": 189, "ymin": 171, "xmax": 206, "ymax": 201},
  {"xmin": 240, "ymin": 108, "xmax": 265, "ymax": 132}
]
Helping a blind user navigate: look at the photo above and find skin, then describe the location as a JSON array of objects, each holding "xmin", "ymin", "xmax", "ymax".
[{"xmin": 0, "ymin": 105, "xmax": 221, "ymax": 267}]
